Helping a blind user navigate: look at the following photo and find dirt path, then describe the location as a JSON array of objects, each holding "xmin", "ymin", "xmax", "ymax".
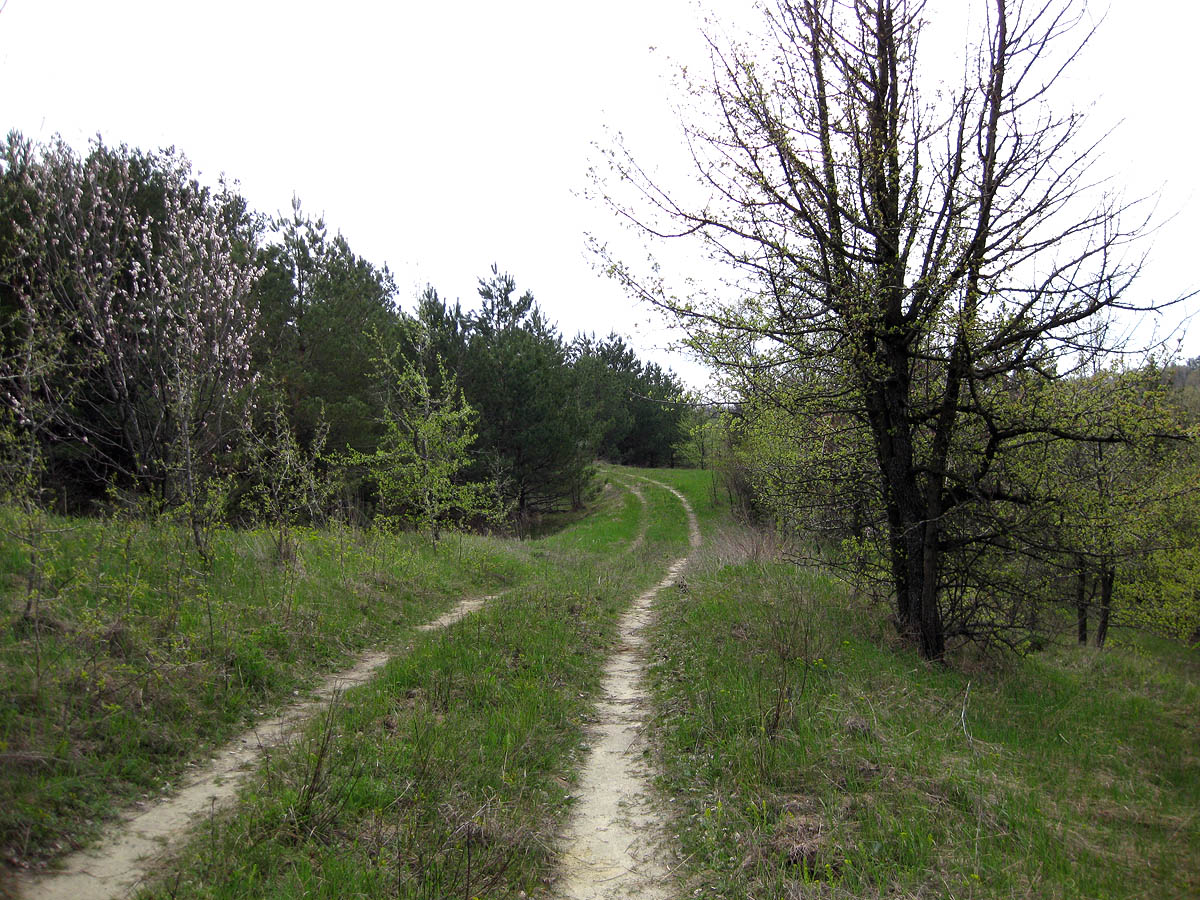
[
  {"xmin": 553, "ymin": 479, "xmax": 700, "ymax": 900},
  {"xmin": 624, "ymin": 481, "xmax": 648, "ymax": 553},
  {"xmin": 16, "ymin": 594, "xmax": 494, "ymax": 900}
]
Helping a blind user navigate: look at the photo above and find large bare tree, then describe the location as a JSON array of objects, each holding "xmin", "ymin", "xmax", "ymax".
[{"xmin": 598, "ymin": 0, "xmax": 1168, "ymax": 658}]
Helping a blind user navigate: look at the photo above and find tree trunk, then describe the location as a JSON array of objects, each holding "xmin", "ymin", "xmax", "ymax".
[
  {"xmin": 1075, "ymin": 565, "xmax": 1088, "ymax": 645},
  {"xmin": 1095, "ymin": 563, "xmax": 1115, "ymax": 648},
  {"xmin": 919, "ymin": 518, "xmax": 947, "ymax": 661},
  {"xmin": 864, "ymin": 348, "xmax": 946, "ymax": 660}
]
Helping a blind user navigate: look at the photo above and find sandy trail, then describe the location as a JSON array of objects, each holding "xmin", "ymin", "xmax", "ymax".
[
  {"xmin": 554, "ymin": 479, "xmax": 700, "ymax": 900},
  {"xmin": 16, "ymin": 594, "xmax": 494, "ymax": 900}
]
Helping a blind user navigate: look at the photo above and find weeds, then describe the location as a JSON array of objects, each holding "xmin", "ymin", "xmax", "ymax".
[
  {"xmin": 277, "ymin": 692, "xmax": 363, "ymax": 845},
  {"xmin": 646, "ymin": 528, "xmax": 1200, "ymax": 899},
  {"xmin": 127, "ymin": 473, "xmax": 699, "ymax": 899},
  {"xmin": 0, "ymin": 512, "xmax": 528, "ymax": 876}
]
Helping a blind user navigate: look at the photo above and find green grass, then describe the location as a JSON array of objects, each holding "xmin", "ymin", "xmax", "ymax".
[
  {"xmin": 0, "ymin": 508, "xmax": 537, "ymax": 875},
  {"xmin": 17, "ymin": 466, "xmax": 1187, "ymax": 899},
  {"xmin": 623, "ymin": 465, "xmax": 725, "ymax": 528},
  {"xmin": 646, "ymin": 529, "xmax": 1200, "ymax": 899},
  {"xmin": 127, "ymin": 471, "xmax": 698, "ymax": 898}
]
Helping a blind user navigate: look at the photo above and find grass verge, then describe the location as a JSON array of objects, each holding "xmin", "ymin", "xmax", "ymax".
[{"xmin": 646, "ymin": 525, "xmax": 1200, "ymax": 899}]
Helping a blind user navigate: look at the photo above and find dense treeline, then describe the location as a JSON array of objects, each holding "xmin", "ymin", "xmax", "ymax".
[{"xmin": 0, "ymin": 132, "xmax": 687, "ymax": 535}]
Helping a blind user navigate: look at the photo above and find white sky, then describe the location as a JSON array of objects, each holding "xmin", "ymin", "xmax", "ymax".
[{"xmin": 2, "ymin": 0, "xmax": 1197, "ymax": 388}]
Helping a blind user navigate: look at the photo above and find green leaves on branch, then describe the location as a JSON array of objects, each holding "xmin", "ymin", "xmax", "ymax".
[
  {"xmin": 243, "ymin": 398, "xmax": 337, "ymax": 562},
  {"xmin": 346, "ymin": 329, "xmax": 503, "ymax": 542}
]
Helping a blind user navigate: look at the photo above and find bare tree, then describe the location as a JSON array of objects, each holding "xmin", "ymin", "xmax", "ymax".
[{"xmin": 597, "ymin": 0, "xmax": 1173, "ymax": 658}]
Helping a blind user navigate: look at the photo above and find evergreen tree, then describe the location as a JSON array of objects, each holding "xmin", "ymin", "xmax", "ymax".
[
  {"xmin": 459, "ymin": 267, "xmax": 593, "ymax": 521},
  {"xmin": 253, "ymin": 199, "xmax": 400, "ymax": 454}
]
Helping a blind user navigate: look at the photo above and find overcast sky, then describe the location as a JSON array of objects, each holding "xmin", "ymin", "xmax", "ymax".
[{"xmin": 2, "ymin": 0, "xmax": 1197, "ymax": 387}]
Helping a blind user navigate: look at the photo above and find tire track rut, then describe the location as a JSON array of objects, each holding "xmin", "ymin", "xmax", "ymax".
[
  {"xmin": 17, "ymin": 593, "xmax": 495, "ymax": 900},
  {"xmin": 553, "ymin": 478, "xmax": 700, "ymax": 900}
]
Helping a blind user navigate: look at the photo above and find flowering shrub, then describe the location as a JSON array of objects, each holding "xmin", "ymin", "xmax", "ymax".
[{"xmin": 2, "ymin": 133, "xmax": 262, "ymax": 507}]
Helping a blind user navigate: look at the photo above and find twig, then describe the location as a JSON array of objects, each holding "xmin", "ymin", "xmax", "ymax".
[{"xmin": 960, "ymin": 680, "xmax": 975, "ymax": 753}]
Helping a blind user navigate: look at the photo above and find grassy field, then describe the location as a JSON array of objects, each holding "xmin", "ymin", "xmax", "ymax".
[
  {"xmin": 6, "ymin": 465, "xmax": 1196, "ymax": 899},
  {"xmin": 126, "ymin": 470, "xmax": 695, "ymax": 898},
  {"xmin": 0, "ymin": 502, "xmax": 546, "ymax": 878},
  {"xmin": 645, "ymin": 517, "xmax": 1200, "ymax": 899}
]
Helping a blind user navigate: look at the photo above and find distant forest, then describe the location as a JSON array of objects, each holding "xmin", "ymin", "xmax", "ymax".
[{"xmin": 0, "ymin": 133, "xmax": 691, "ymax": 534}]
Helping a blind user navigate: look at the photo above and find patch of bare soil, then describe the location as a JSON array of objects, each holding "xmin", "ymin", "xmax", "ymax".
[
  {"xmin": 553, "ymin": 479, "xmax": 700, "ymax": 900},
  {"xmin": 16, "ymin": 594, "xmax": 495, "ymax": 900}
]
